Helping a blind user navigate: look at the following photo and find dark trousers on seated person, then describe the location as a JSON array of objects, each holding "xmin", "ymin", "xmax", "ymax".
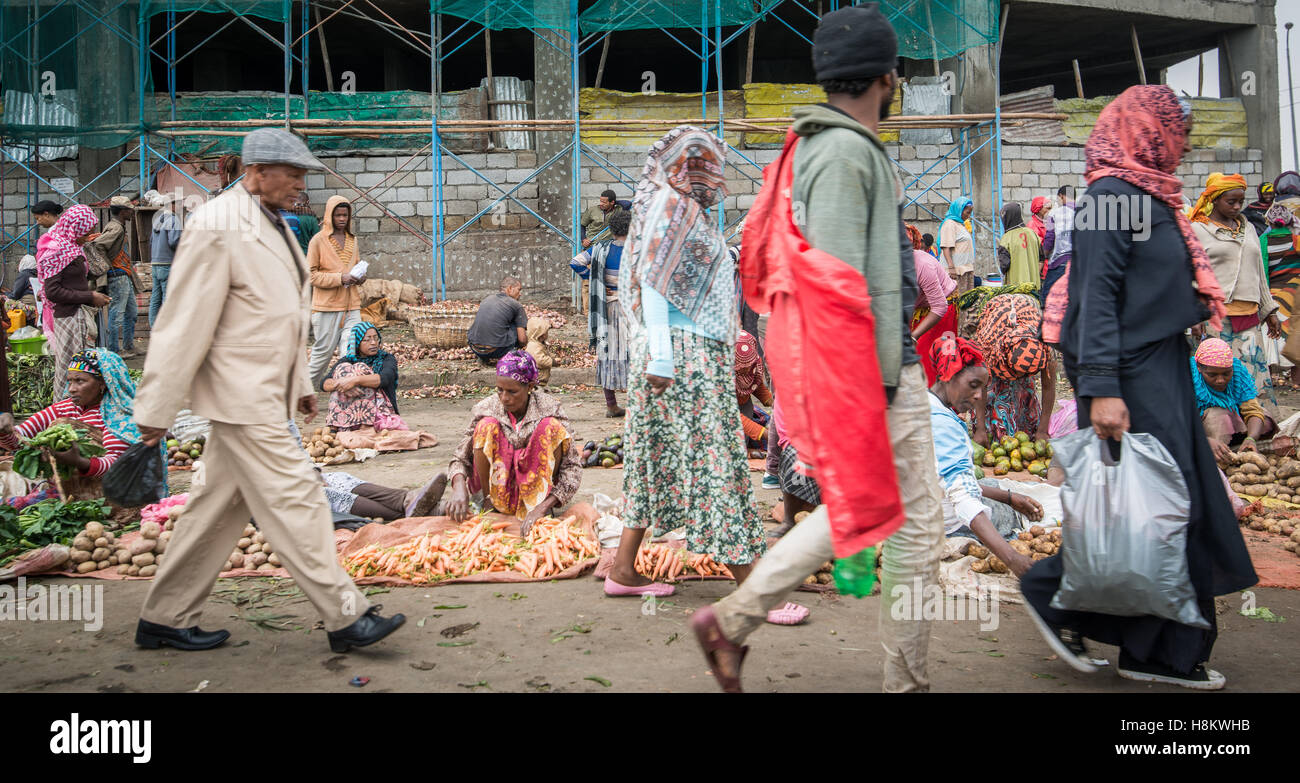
[
  {"xmin": 470, "ymin": 343, "xmax": 512, "ymax": 363},
  {"xmin": 349, "ymin": 483, "xmax": 408, "ymax": 520}
]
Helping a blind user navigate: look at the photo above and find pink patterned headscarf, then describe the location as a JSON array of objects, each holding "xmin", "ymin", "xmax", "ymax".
[
  {"xmin": 1194, "ymin": 338, "xmax": 1234, "ymax": 369},
  {"xmin": 35, "ymin": 204, "xmax": 95, "ymax": 281},
  {"xmin": 496, "ymin": 349, "xmax": 539, "ymax": 386}
]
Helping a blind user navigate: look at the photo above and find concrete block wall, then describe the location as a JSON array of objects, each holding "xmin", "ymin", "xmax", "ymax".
[{"xmin": 0, "ymin": 143, "xmax": 1270, "ymax": 302}]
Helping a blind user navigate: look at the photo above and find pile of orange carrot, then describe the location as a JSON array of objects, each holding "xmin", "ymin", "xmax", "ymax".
[
  {"xmin": 635, "ymin": 543, "xmax": 734, "ymax": 582},
  {"xmin": 342, "ymin": 515, "xmax": 600, "ymax": 584}
]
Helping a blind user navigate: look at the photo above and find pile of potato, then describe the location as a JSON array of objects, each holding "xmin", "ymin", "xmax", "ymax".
[
  {"xmin": 1224, "ymin": 452, "xmax": 1300, "ymax": 502},
  {"xmin": 67, "ymin": 521, "xmax": 118, "ymax": 574},
  {"xmin": 304, "ymin": 427, "xmax": 351, "ymax": 465},
  {"xmin": 224, "ymin": 523, "xmax": 282, "ymax": 572},
  {"xmin": 803, "ymin": 561, "xmax": 836, "ymax": 586},
  {"xmin": 969, "ymin": 525, "xmax": 1061, "ymax": 574},
  {"xmin": 1239, "ymin": 506, "xmax": 1300, "ymax": 557}
]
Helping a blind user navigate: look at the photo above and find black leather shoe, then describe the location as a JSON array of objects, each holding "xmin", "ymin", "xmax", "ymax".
[
  {"xmin": 135, "ymin": 619, "xmax": 231, "ymax": 651},
  {"xmin": 328, "ymin": 605, "xmax": 406, "ymax": 653}
]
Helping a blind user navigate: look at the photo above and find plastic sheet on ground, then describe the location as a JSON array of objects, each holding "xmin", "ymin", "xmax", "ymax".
[
  {"xmin": 939, "ymin": 535, "xmax": 1024, "ymax": 605},
  {"xmin": 336, "ymin": 427, "xmax": 438, "ymax": 452}
]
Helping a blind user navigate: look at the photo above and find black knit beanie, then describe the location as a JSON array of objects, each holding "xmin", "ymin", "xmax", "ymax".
[{"xmin": 812, "ymin": 3, "xmax": 899, "ymax": 82}]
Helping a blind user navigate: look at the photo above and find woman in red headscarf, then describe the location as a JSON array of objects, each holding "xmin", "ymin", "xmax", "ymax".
[
  {"xmin": 734, "ymin": 330, "xmax": 772, "ymax": 451},
  {"xmin": 1023, "ymin": 85, "xmax": 1256, "ymax": 691},
  {"xmin": 1028, "ymin": 196, "xmax": 1049, "ymax": 242},
  {"xmin": 926, "ymin": 335, "xmax": 1044, "ymax": 578}
]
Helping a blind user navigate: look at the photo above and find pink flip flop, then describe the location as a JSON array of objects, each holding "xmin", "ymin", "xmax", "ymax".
[
  {"xmin": 603, "ymin": 576, "xmax": 675, "ymax": 598},
  {"xmin": 766, "ymin": 602, "xmax": 810, "ymax": 625}
]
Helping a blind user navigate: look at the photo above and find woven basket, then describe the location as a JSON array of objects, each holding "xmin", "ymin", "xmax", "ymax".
[{"xmin": 413, "ymin": 314, "xmax": 474, "ymax": 349}]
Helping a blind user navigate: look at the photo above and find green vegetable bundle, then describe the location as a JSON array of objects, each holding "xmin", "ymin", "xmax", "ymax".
[
  {"xmin": 12, "ymin": 424, "xmax": 107, "ymax": 480},
  {"xmin": 0, "ymin": 498, "xmax": 110, "ymax": 562},
  {"xmin": 6, "ymin": 352, "xmax": 55, "ymax": 417}
]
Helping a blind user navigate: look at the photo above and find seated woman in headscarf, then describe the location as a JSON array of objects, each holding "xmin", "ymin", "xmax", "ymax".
[
  {"xmin": 971, "ymin": 292, "xmax": 1055, "ymax": 446},
  {"xmin": 322, "ymin": 321, "xmax": 404, "ymax": 432},
  {"xmin": 442, "ymin": 350, "xmax": 583, "ymax": 535},
  {"xmin": 927, "ymin": 335, "xmax": 1046, "ymax": 578},
  {"xmin": 996, "ymin": 202, "xmax": 1042, "ymax": 290},
  {"xmin": 734, "ymin": 330, "xmax": 771, "ymax": 452},
  {"xmin": 1192, "ymin": 338, "xmax": 1276, "ymax": 461},
  {"xmin": 0, "ymin": 350, "xmax": 138, "ymax": 505},
  {"xmin": 524, "ymin": 316, "xmax": 554, "ymax": 386}
]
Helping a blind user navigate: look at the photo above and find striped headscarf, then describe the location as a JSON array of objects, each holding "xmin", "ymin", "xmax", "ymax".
[
  {"xmin": 1188, "ymin": 172, "xmax": 1248, "ymax": 224},
  {"xmin": 36, "ymin": 204, "xmax": 96, "ymax": 280},
  {"xmin": 623, "ymin": 126, "xmax": 734, "ymax": 343},
  {"xmin": 340, "ymin": 321, "xmax": 390, "ymax": 374}
]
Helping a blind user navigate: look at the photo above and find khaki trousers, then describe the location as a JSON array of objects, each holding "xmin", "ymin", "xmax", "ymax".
[
  {"xmin": 714, "ymin": 363, "xmax": 946, "ymax": 692},
  {"xmin": 309, "ymin": 309, "xmax": 362, "ymax": 391},
  {"xmin": 140, "ymin": 421, "xmax": 370, "ymax": 632}
]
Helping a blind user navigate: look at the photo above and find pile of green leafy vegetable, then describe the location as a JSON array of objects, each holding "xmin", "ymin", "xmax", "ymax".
[
  {"xmin": 0, "ymin": 498, "xmax": 112, "ymax": 562},
  {"xmin": 12, "ymin": 423, "xmax": 106, "ymax": 480},
  {"xmin": 6, "ymin": 352, "xmax": 55, "ymax": 417}
]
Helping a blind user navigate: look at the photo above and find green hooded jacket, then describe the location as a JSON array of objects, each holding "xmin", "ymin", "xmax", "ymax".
[{"xmin": 789, "ymin": 103, "xmax": 918, "ymax": 392}]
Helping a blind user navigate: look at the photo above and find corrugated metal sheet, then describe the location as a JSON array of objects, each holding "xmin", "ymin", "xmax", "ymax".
[
  {"xmin": 1, "ymin": 89, "xmax": 79, "ymax": 161},
  {"xmin": 1000, "ymin": 86, "xmax": 1066, "ymax": 146},
  {"xmin": 743, "ymin": 83, "xmax": 902, "ymax": 146},
  {"xmin": 482, "ymin": 77, "xmax": 534, "ymax": 151},
  {"xmin": 578, "ymin": 88, "xmax": 744, "ymax": 148},
  {"xmin": 1057, "ymin": 96, "xmax": 1247, "ymax": 148},
  {"xmin": 900, "ymin": 77, "xmax": 952, "ymax": 146}
]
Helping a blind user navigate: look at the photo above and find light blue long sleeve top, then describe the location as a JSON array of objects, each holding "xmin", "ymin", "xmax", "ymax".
[{"xmin": 641, "ymin": 284, "xmax": 719, "ymax": 378}]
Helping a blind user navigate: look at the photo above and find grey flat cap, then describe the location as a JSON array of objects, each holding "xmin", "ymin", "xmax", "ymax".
[{"xmin": 241, "ymin": 128, "xmax": 325, "ymax": 170}]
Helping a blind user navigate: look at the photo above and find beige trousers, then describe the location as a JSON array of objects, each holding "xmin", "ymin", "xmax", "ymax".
[
  {"xmin": 309, "ymin": 309, "xmax": 363, "ymax": 391},
  {"xmin": 714, "ymin": 363, "xmax": 946, "ymax": 692},
  {"xmin": 140, "ymin": 421, "xmax": 370, "ymax": 632}
]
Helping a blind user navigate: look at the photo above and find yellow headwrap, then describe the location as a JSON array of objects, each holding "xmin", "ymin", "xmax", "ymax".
[{"xmin": 1188, "ymin": 172, "xmax": 1248, "ymax": 223}]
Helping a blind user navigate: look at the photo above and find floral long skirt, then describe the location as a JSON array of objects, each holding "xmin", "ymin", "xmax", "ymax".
[
  {"xmin": 622, "ymin": 328, "xmax": 766, "ymax": 565},
  {"xmin": 325, "ymin": 362, "xmax": 404, "ymax": 431},
  {"xmin": 470, "ymin": 416, "xmax": 570, "ymax": 519},
  {"xmin": 983, "ymin": 374, "xmax": 1041, "ymax": 442}
]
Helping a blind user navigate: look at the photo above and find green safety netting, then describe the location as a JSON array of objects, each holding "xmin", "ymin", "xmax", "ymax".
[
  {"xmin": 886, "ymin": 0, "xmax": 997, "ymax": 61},
  {"xmin": 432, "ymin": 0, "xmax": 572, "ymax": 32},
  {"xmin": 579, "ymin": 0, "xmax": 783, "ymax": 32},
  {"xmin": 141, "ymin": 0, "xmax": 286, "ymax": 21}
]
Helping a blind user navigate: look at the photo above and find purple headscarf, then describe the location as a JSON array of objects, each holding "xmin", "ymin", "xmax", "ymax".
[{"xmin": 496, "ymin": 349, "xmax": 539, "ymax": 386}]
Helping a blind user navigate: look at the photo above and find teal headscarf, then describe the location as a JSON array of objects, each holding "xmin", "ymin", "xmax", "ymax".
[
  {"xmin": 341, "ymin": 321, "xmax": 391, "ymax": 374},
  {"xmin": 944, "ymin": 197, "xmax": 973, "ymax": 224},
  {"xmin": 68, "ymin": 349, "xmax": 140, "ymax": 445}
]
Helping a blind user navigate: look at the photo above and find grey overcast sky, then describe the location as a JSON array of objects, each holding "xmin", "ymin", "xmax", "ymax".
[{"xmin": 1164, "ymin": 0, "xmax": 1300, "ymax": 176}]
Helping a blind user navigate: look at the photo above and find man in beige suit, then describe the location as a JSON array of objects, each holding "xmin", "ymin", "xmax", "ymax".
[{"xmin": 132, "ymin": 129, "xmax": 405, "ymax": 653}]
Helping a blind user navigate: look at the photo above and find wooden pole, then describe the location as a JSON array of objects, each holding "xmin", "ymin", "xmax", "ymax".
[
  {"xmin": 1073, "ymin": 59, "xmax": 1084, "ymax": 99},
  {"xmin": 925, "ymin": 0, "xmax": 940, "ymax": 76},
  {"xmin": 1220, "ymin": 33, "xmax": 1237, "ymax": 97},
  {"xmin": 484, "ymin": 27, "xmax": 494, "ymax": 102},
  {"xmin": 1197, "ymin": 52, "xmax": 1204, "ymax": 96},
  {"xmin": 1130, "ymin": 24, "xmax": 1147, "ymax": 85},
  {"xmin": 745, "ymin": 25, "xmax": 756, "ymax": 84},
  {"xmin": 595, "ymin": 33, "xmax": 612, "ymax": 89},
  {"xmin": 315, "ymin": 6, "xmax": 334, "ymax": 93}
]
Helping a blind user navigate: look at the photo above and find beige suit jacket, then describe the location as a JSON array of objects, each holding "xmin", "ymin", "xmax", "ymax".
[{"xmin": 135, "ymin": 184, "xmax": 313, "ymax": 427}]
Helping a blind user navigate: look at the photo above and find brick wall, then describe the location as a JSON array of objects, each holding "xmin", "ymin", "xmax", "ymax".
[{"xmin": 2, "ymin": 143, "xmax": 1269, "ymax": 298}]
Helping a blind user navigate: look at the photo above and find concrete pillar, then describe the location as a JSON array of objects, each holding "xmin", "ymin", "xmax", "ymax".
[
  {"xmin": 954, "ymin": 43, "xmax": 998, "ymax": 276},
  {"xmin": 1219, "ymin": 16, "xmax": 1282, "ymax": 179},
  {"xmin": 75, "ymin": 3, "xmax": 137, "ymax": 202},
  {"xmin": 532, "ymin": 30, "xmax": 574, "ymax": 234}
]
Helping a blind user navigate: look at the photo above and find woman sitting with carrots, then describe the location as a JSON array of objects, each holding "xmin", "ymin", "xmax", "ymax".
[{"xmin": 442, "ymin": 350, "xmax": 583, "ymax": 535}]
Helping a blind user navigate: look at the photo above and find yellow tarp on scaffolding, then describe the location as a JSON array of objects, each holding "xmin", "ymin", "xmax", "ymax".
[
  {"xmin": 742, "ymin": 83, "xmax": 903, "ymax": 145},
  {"xmin": 1058, "ymin": 96, "xmax": 1247, "ymax": 148},
  {"xmin": 577, "ymin": 89, "xmax": 744, "ymax": 147}
]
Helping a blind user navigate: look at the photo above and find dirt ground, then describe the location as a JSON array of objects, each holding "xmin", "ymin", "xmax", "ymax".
[{"xmin": 2, "ymin": 386, "xmax": 1298, "ymax": 693}]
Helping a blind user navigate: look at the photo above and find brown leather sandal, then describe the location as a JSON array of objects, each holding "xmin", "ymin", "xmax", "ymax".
[{"xmin": 690, "ymin": 605, "xmax": 748, "ymax": 693}]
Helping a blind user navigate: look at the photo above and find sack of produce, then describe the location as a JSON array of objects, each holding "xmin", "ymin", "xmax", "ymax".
[
  {"xmin": 1050, "ymin": 429, "xmax": 1207, "ymax": 628},
  {"xmin": 102, "ymin": 442, "xmax": 166, "ymax": 508}
]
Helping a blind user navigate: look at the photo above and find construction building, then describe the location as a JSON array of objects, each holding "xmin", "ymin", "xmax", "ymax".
[{"xmin": 0, "ymin": 0, "xmax": 1283, "ymax": 308}]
